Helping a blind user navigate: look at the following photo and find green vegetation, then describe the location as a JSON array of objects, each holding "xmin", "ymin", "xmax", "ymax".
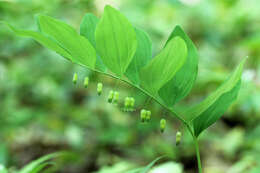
[{"xmin": 0, "ymin": 0, "xmax": 259, "ymax": 173}]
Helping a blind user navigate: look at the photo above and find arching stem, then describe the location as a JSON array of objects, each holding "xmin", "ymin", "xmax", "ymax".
[{"xmin": 91, "ymin": 68, "xmax": 203, "ymax": 172}]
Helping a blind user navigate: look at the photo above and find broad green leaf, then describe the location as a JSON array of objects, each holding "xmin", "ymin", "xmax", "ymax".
[
  {"xmin": 125, "ymin": 27, "xmax": 152, "ymax": 84},
  {"xmin": 95, "ymin": 5, "xmax": 137, "ymax": 76},
  {"xmin": 2, "ymin": 21, "xmax": 72, "ymax": 61},
  {"xmin": 80, "ymin": 13, "xmax": 107, "ymax": 72},
  {"xmin": 158, "ymin": 25, "xmax": 198, "ymax": 106},
  {"xmin": 140, "ymin": 36, "xmax": 187, "ymax": 95},
  {"xmin": 185, "ymin": 59, "xmax": 246, "ymax": 137},
  {"xmin": 37, "ymin": 15, "xmax": 96, "ymax": 69},
  {"xmin": 19, "ymin": 153, "xmax": 60, "ymax": 173}
]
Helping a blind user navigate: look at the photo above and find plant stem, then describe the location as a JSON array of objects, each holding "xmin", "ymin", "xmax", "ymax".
[
  {"xmin": 90, "ymin": 68, "xmax": 203, "ymax": 172},
  {"xmin": 194, "ymin": 137, "xmax": 202, "ymax": 173}
]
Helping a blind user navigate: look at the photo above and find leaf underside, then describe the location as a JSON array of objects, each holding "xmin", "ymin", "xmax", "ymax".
[{"xmin": 185, "ymin": 59, "xmax": 246, "ymax": 137}]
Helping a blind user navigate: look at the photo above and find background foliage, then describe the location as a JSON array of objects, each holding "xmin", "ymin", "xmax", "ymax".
[{"xmin": 0, "ymin": 0, "xmax": 259, "ymax": 172}]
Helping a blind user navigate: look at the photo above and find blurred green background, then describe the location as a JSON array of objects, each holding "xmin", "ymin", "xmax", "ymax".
[{"xmin": 0, "ymin": 0, "xmax": 259, "ymax": 172}]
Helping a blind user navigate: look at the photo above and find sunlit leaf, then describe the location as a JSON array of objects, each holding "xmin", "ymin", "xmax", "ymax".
[
  {"xmin": 140, "ymin": 36, "xmax": 187, "ymax": 95},
  {"xmin": 125, "ymin": 27, "xmax": 152, "ymax": 84},
  {"xmin": 37, "ymin": 15, "xmax": 96, "ymax": 69},
  {"xmin": 158, "ymin": 25, "xmax": 198, "ymax": 106},
  {"xmin": 95, "ymin": 5, "xmax": 137, "ymax": 76}
]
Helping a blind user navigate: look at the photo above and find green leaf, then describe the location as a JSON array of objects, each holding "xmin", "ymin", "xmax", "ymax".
[
  {"xmin": 37, "ymin": 15, "xmax": 96, "ymax": 69},
  {"xmin": 80, "ymin": 13, "xmax": 107, "ymax": 72},
  {"xmin": 80, "ymin": 13, "xmax": 99, "ymax": 47},
  {"xmin": 125, "ymin": 28, "xmax": 152, "ymax": 84},
  {"xmin": 18, "ymin": 153, "xmax": 61, "ymax": 173},
  {"xmin": 140, "ymin": 36, "xmax": 187, "ymax": 95},
  {"xmin": 126, "ymin": 156, "xmax": 164, "ymax": 173},
  {"xmin": 185, "ymin": 59, "xmax": 246, "ymax": 137},
  {"xmin": 2, "ymin": 21, "xmax": 72, "ymax": 61},
  {"xmin": 95, "ymin": 5, "xmax": 137, "ymax": 76},
  {"xmin": 141, "ymin": 156, "xmax": 164, "ymax": 173},
  {"xmin": 30, "ymin": 162, "xmax": 54, "ymax": 173},
  {"xmin": 158, "ymin": 25, "xmax": 198, "ymax": 106}
]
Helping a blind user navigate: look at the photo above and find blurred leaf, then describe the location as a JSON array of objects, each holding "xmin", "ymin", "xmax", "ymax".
[
  {"xmin": 125, "ymin": 27, "xmax": 152, "ymax": 84},
  {"xmin": 97, "ymin": 161, "xmax": 136, "ymax": 173},
  {"xmin": 95, "ymin": 5, "xmax": 137, "ymax": 76},
  {"xmin": 150, "ymin": 162, "xmax": 183, "ymax": 173},
  {"xmin": 37, "ymin": 15, "xmax": 96, "ymax": 69},
  {"xmin": 30, "ymin": 162, "xmax": 54, "ymax": 173},
  {"xmin": 140, "ymin": 37, "xmax": 187, "ymax": 95},
  {"xmin": 141, "ymin": 156, "xmax": 164, "ymax": 173},
  {"xmin": 186, "ymin": 58, "xmax": 246, "ymax": 137},
  {"xmin": 0, "ymin": 144, "xmax": 8, "ymax": 165},
  {"xmin": 126, "ymin": 156, "xmax": 164, "ymax": 173},
  {"xmin": 80, "ymin": 13, "xmax": 107, "ymax": 72},
  {"xmin": 158, "ymin": 25, "xmax": 198, "ymax": 106},
  {"xmin": 0, "ymin": 165, "xmax": 8, "ymax": 173},
  {"xmin": 18, "ymin": 152, "xmax": 61, "ymax": 173}
]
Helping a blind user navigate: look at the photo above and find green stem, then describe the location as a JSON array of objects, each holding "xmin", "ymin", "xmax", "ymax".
[
  {"xmin": 91, "ymin": 68, "xmax": 203, "ymax": 172},
  {"xmin": 194, "ymin": 137, "xmax": 203, "ymax": 173}
]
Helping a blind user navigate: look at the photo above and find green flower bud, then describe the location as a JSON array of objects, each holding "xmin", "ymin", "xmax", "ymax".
[
  {"xmin": 107, "ymin": 90, "xmax": 114, "ymax": 103},
  {"xmin": 72, "ymin": 73, "xmax": 78, "ymax": 84},
  {"xmin": 113, "ymin": 91, "xmax": 119, "ymax": 104},
  {"xmin": 140, "ymin": 109, "xmax": 147, "ymax": 123},
  {"xmin": 145, "ymin": 110, "xmax": 151, "ymax": 122},
  {"xmin": 160, "ymin": 119, "xmax": 166, "ymax": 133},
  {"xmin": 124, "ymin": 97, "xmax": 131, "ymax": 108},
  {"xmin": 84, "ymin": 77, "xmax": 89, "ymax": 88},
  {"xmin": 129, "ymin": 97, "xmax": 135, "ymax": 108},
  {"xmin": 176, "ymin": 131, "xmax": 182, "ymax": 146},
  {"xmin": 97, "ymin": 82, "xmax": 103, "ymax": 95}
]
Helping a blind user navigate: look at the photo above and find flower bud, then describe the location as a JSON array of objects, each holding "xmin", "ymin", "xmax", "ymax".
[
  {"xmin": 72, "ymin": 73, "xmax": 78, "ymax": 84},
  {"xmin": 124, "ymin": 97, "xmax": 131, "ymax": 108},
  {"xmin": 84, "ymin": 77, "xmax": 89, "ymax": 88},
  {"xmin": 113, "ymin": 91, "xmax": 119, "ymax": 104},
  {"xmin": 107, "ymin": 90, "xmax": 114, "ymax": 103},
  {"xmin": 129, "ymin": 97, "xmax": 135, "ymax": 108},
  {"xmin": 160, "ymin": 119, "xmax": 166, "ymax": 133},
  {"xmin": 97, "ymin": 82, "xmax": 103, "ymax": 95},
  {"xmin": 176, "ymin": 131, "xmax": 182, "ymax": 146},
  {"xmin": 145, "ymin": 110, "xmax": 151, "ymax": 122},
  {"xmin": 140, "ymin": 109, "xmax": 147, "ymax": 123}
]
